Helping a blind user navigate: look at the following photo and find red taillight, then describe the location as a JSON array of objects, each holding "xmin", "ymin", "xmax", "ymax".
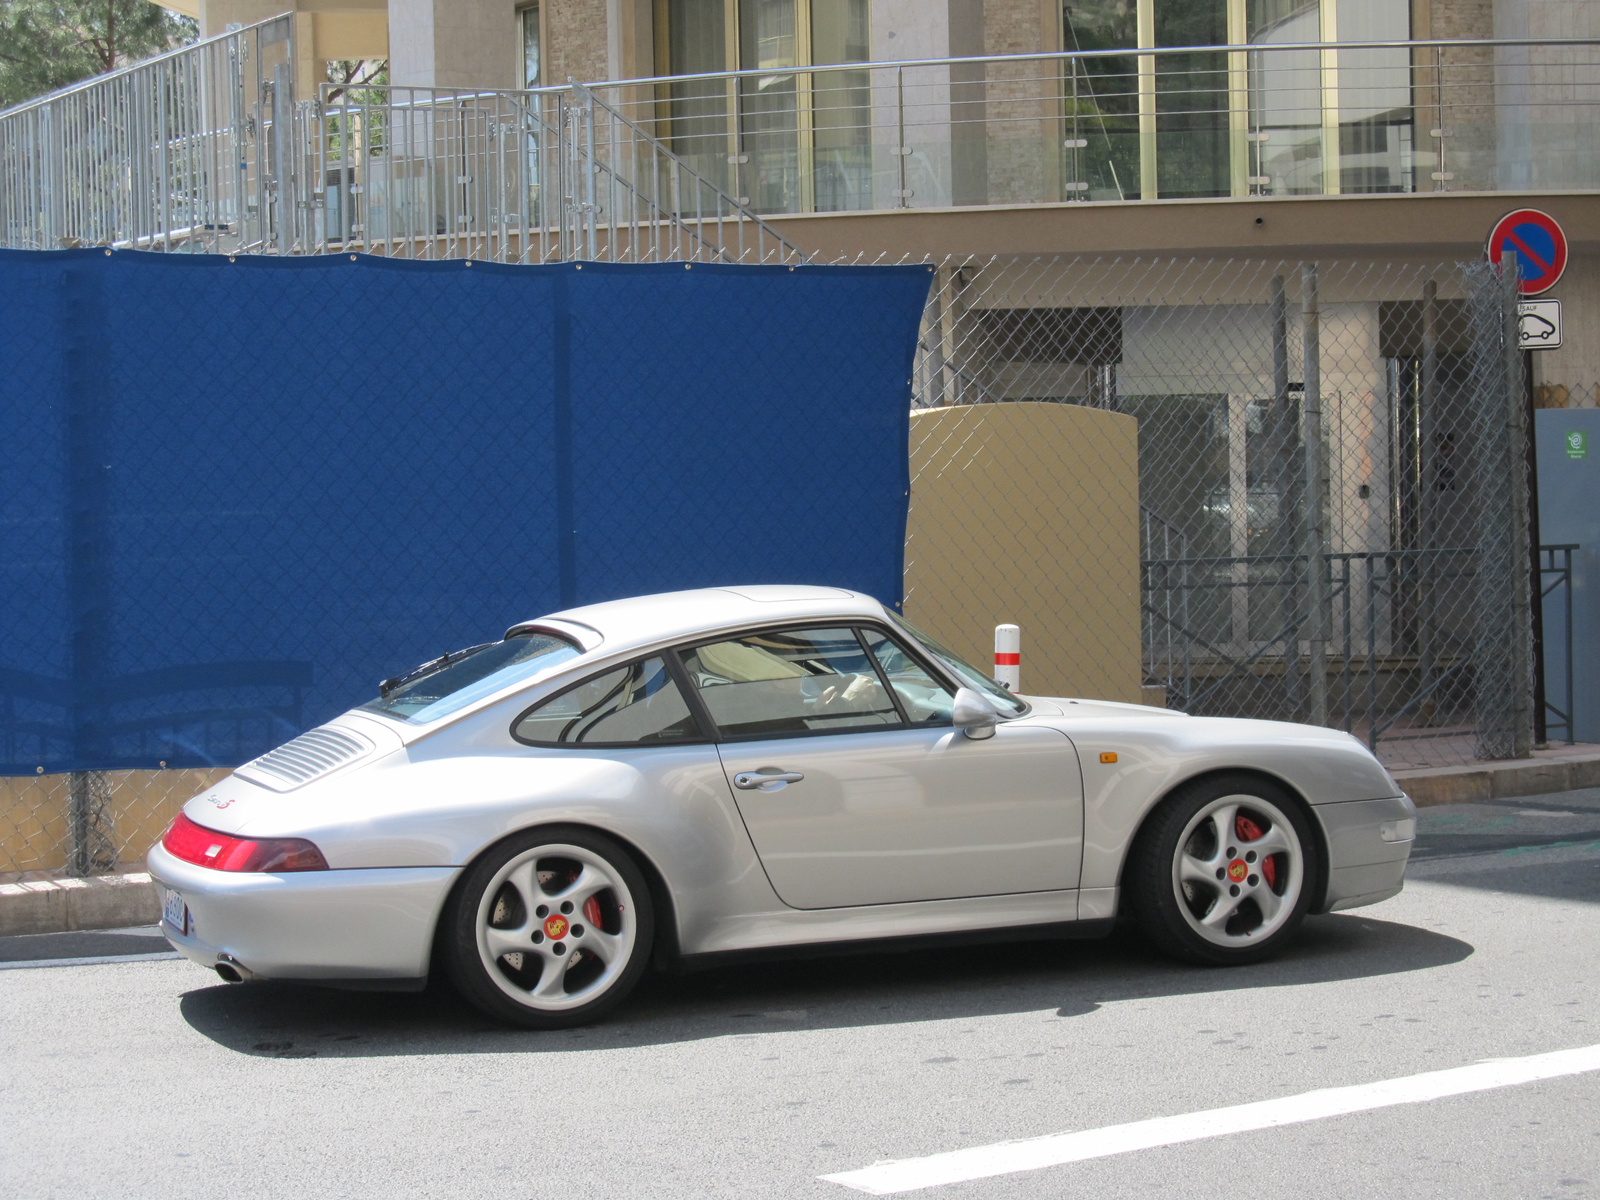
[{"xmin": 162, "ymin": 812, "xmax": 329, "ymax": 873}]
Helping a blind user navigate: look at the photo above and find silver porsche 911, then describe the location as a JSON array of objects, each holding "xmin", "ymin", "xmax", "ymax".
[{"xmin": 149, "ymin": 585, "xmax": 1416, "ymax": 1028}]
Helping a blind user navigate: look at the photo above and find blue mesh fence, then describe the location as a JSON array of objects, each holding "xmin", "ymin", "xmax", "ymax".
[{"xmin": 0, "ymin": 250, "xmax": 931, "ymax": 776}]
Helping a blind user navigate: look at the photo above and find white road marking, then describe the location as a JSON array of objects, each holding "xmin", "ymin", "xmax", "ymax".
[
  {"xmin": 821, "ymin": 1042, "xmax": 1600, "ymax": 1195},
  {"xmin": 0, "ymin": 951, "xmax": 181, "ymax": 971}
]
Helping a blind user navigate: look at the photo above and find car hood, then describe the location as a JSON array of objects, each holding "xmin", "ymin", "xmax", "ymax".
[{"xmin": 1023, "ymin": 694, "xmax": 1187, "ymax": 720}]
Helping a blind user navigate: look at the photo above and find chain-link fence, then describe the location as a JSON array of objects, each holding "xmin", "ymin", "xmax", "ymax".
[
  {"xmin": 902, "ymin": 254, "xmax": 1538, "ymax": 774},
  {"xmin": 3, "ymin": 251, "xmax": 1542, "ymax": 885}
]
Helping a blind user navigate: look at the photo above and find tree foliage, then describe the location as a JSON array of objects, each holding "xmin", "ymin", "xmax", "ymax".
[
  {"xmin": 325, "ymin": 58, "xmax": 388, "ymax": 105},
  {"xmin": 0, "ymin": 0, "xmax": 196, "ymax": 108}
]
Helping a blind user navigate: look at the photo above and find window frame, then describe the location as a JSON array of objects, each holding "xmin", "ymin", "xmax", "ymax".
[
  {"xmin": 518, "ymin": 2, "xmax": 542, "ymax": 89},
  {"xmin": 671, "ymin": 620, "xmax": 966, "ymax": 744},
  {"xmin": 509, "ymin": 651, "xmax": 714, "ymax": 748},
  {"xmin": 509, "ymin": 618, "xmax": 1013, "ymax": 749}
]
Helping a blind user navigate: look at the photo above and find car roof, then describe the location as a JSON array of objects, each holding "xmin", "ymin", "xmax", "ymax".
[{"xmin": 507, "ymin": 585, "xmax": 891, "ymax": 655}]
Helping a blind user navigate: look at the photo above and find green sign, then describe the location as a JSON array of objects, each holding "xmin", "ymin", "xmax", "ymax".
[{"xmin": 1566, "ymin": 430, "xmax": 1588, "ymax": 460}]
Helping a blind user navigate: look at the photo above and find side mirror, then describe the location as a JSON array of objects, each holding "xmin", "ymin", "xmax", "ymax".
[{"xmin": 951, "ymin": 687, "xmax": 1000, "ymax": 740}]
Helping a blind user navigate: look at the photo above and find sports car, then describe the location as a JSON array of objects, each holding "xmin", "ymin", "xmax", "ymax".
[{"xmin": 149, "ymin": 585, "xmax": 1417, "ymax": 1028}]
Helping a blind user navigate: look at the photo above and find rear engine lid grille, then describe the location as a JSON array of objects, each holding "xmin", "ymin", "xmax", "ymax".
[{"xmin": 235, "ymin": 725, "xmax": 373, "ymax": 791}]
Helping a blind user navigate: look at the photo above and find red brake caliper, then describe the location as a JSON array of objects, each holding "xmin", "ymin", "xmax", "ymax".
[
  {"xmin": 583, "ymin": 894, "xmax": 603, "ymax": 929},
  {"xmin": 1235, "ymin": 813, "xmax": 1278, "ymax": 889}
]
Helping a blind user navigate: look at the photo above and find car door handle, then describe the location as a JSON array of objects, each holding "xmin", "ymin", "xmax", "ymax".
[{"xmin": 734, "ymin": 770, "xmax": 805, "ymax": 790}]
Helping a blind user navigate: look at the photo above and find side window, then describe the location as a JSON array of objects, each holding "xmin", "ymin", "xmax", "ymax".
[
  {"xmin": 513, "ymin": 656, "xmax": 700, "ymax": 745},
  {"xmin": 859, "ymin": 628, "xmax": 954, "ymax": 725},
  {"xmin": 680, "ymin": 626, "xmax": 902, "ymax": 738}
]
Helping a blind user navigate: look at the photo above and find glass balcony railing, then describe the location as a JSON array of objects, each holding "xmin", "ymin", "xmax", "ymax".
[
  {"xmin": 4, "ymin": 32, "xmax": 1594, "ymax": 260},
  {"xmin": 588, "ymin": 37, "xmax": 1600, "ymax": 215}
]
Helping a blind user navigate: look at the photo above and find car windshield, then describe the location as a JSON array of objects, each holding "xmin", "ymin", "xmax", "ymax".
[
  {"xmin": 362, "ymin": 633, "xmax": 581, "ymax": 724},
  {"xmin": 884, "ymin": 613, "xmax": 1028, "ymax": 717}
]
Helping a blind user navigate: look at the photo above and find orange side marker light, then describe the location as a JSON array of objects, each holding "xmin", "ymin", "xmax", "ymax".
[{"xmin": 1099, "ymin": 752, "xmax": 1118, "ymax": 764}]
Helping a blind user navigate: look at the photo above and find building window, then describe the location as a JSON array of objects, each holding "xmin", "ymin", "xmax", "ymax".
[
  {"xmin": 1063, "ymin": 2, "xmax": 1139, "ymax": 199},
  {"xmin": 658, "ymin": 0, "xmax": 870, "ymax": 213},
  {"xmin": 1154, "ymin": 0, "xmax": 1230, "ymax": 199},
  {"xmin": 520, "ymin": 4, "xmax": 541, "ymax": 88}
]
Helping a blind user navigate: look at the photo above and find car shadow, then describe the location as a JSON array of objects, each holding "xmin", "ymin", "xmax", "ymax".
[{"xmin": 179, "ymin": 911, "xmax": 1472, "ymax": 1059}]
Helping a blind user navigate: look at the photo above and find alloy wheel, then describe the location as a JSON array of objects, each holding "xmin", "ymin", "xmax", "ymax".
[
  {"xmin": 1170, "ymin": 793, "xmax": 1304, "ymax": 948},
  {"xmin": 474, "ymin": 842, "xmax": 639, "ymax": 1012}
]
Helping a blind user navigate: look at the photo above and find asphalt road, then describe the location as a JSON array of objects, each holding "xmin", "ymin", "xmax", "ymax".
[{"xmin": 2, "ymin": 789, "xmax": 1598, "ymax": 1200}]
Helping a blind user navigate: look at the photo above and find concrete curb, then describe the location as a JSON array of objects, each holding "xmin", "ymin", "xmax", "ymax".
[
  {"xmin": 0, "ymin": 872, "xmax": 159, "ymax": 937},
  {"xmin": 1394, "ymin": 753, "xmax": 1600, "ymax": 807}
]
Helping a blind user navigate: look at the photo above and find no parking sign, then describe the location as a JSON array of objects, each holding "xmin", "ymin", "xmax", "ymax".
[{"xmin": 1486, "ymin": 208, "xmax": 1568, "ymax": 296}]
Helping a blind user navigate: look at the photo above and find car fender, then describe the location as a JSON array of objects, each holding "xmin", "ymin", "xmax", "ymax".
[{"xmin": 1020, "ymin": 711, "xmax": 1401, "ymax": 891}]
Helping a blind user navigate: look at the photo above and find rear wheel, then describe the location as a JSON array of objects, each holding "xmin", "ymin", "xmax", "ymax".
[
  {"xmin": 1126, "ymin": 775, "xmax": 1316, "ymax": 965},
  {"xmin": 442, "ymin": 826, "xmax": 654, "ymax": 1028}
]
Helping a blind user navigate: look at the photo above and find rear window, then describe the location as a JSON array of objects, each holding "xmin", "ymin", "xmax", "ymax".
[{"xmin": 362, "ymin": 632, "xmax": 581, "ymax": 724}]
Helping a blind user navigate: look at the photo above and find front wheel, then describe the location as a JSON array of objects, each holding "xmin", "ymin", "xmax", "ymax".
[
  {"xmin": 441, "ymin": 826, "xmax": 654, "ymax": 1028},
  {"xmin": 1125, "ymin": 776, "xmax": 1317, "ymax": 965}
]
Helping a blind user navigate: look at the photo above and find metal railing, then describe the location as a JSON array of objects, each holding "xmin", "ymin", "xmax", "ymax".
[
  {"xmin": 306, "ymin": 81, "xmax": 804, "ymax": 264},
  {"xmin": 1541, "ymin": 543, "xmax": 1576, "ymax": 745},
  {"xmin": 0, "ymin": 18, "xmax": 804, "ymax": 264},
  {"xmin": 6, "ymin": 33, "xmax": 1597, "ymax": 256},
  {"xmin": 1141, "ymin": 538, "xmax": 1578, "ymax": 763},
  {"xmin": 591, "ymin": 37, "xmax": 1600, "ymax": 215},
  {"xmin": 1141, "ymin": 543, "xmax": 1565, "ymax": 763},
  {"xmin": 0, "ymin": 16, "xmax": 295, "ymax": 253}
]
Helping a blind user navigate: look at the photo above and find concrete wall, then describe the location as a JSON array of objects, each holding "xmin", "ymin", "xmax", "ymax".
[
  {"xmin": 904, "ymin": 402, "xmax": 1143, "ymax": 703},
  {"xmin": 388, "ymin": 0, "xmax": 517, "ymax": 88}
]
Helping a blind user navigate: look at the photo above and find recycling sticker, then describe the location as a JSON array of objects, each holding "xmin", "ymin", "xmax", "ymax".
[{"xmin": 1566, "ymin": 431, "xmax": 1588, "ymax": 460}]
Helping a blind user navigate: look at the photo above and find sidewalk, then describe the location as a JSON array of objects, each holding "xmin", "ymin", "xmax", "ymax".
[{"xmin": 1392, "ymin": 740, "xmax": 1600, "ymax": 807}]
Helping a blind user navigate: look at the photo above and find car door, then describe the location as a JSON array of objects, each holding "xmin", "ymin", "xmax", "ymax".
[{"xmin": 680, "ymin": 624, "xmax": 1083, "ymax": 910}]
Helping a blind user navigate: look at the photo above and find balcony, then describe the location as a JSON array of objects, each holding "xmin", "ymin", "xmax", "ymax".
[
  {"xmin": 0, "ymin": 23, "xmax": 1595, "ymax": 261},
  {"xmin": 597, "ymin": 37, "xmax": 1600, "ymax": 216}
]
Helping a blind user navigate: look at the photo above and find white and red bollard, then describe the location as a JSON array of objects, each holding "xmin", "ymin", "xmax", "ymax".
[{"xmin": 994, "ymin": 624, "xmax": 1020, "ymax": 692}]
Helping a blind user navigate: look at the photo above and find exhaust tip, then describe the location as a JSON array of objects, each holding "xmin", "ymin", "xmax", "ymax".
[
  {"xmin": 214, "ymin": 954, "xmax": 253, "ymax": 983},
  {"xmin": 215, "ymin": 963, "xmax": 242, "ymax": 982}
]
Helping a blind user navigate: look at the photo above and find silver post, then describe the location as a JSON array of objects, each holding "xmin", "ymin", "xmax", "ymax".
[
  {"xmin": 67, "ymin": 770, "xmax": 114, "ymax": 877},
  {"xmin": 1301, "ymin": 261, "xmax": 1328, "ymax": 727},
  {"xmin": 1419, "ymin": 279, "xmax": 1439, "ymax": 724},
  {"xmin": 1270, "ymin": 273, "xmax": 1302, "ymax": 718},
  {"xmin": 272, "ymin": 62, "xmax": 292, "ymax": 255},
  {"xmin": 1499, "ymin": 250, "xmax": 1535, "ymax": 756},
  {"xmin": 897, "ymin": 66, "xmax": 907, "ymax": 209},
  {"xmin": 583, "ymin": 89, "xmax": 598, "ymax": 261}
]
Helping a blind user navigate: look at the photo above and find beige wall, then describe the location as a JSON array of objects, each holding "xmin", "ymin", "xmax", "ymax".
[
  {"xmin": 195, "ymin": 0, "xmax": 387, "ymax": 98},
  {"xmin": 904, "ymin": 402, "xmax": 1142, "ymax": 703}
]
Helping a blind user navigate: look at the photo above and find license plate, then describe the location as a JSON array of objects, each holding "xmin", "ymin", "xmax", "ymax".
[{"xmin": 162, "ymin": 888, "xmax": 189, "ymax": 936}]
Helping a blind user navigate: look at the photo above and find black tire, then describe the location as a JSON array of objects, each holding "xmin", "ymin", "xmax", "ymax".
[
  {"xmin": 1124, "ymin": 773, "xmax": 1318, "ymax": 966},
  {"xmin": 441, "ymin": 824, "xmax": 655, "ymax": 1029}
]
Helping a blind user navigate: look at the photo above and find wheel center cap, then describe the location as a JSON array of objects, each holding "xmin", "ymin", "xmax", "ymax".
[
  {"xmin": 1227, "ymin": 859, "xmax": 1249, "ymax": 884},
  {"xmin": 544, "ymin": 914, "xmax": 569, "ymax": 940}
]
